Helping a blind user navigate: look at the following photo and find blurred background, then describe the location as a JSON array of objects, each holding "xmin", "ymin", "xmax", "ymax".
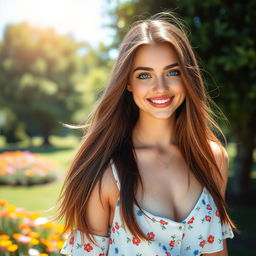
[{"xmin": 0, "ymin": 0, "xmax": 255, "ymax": 255}]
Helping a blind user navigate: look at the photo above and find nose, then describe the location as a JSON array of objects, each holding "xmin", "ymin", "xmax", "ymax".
[{"xmin": 153, "ymin": 76, "xmax": 168, "ymax": 92}]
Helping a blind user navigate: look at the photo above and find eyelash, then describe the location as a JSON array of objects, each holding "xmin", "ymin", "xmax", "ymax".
[{"xmin": 136, "ymin": 69, "xmax": 181, "ymax": 79}]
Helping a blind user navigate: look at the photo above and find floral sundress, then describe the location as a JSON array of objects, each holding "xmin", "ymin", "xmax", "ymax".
[{"xmin": 60, "ymin": 159, "xmax": 234, "ymax": 256}]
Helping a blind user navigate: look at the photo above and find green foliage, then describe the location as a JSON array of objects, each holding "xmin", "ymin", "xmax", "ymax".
[{"xmin": 0, "ymin": 23, "xmax": 113, "ymax": 144}]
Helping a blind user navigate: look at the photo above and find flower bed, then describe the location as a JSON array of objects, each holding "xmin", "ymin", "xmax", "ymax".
[
  {"xmin": 0, "ymin": 200, "xmax": 66, "ymax": 256},
  {"xmin": 0, "ymin": 151, "xmax": 57, "ymax": 186}
]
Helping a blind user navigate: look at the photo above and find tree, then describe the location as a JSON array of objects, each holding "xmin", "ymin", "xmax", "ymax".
[
  {"xmin": 107, "ymin": 0, "xmax": 256, "ymax": 197},
  {"xmin": 0, "ymin": 23, "xmax": 85, "ymax": 144}
]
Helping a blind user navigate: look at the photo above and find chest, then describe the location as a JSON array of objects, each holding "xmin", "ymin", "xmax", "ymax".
[{"xmin": 134, "ymin": 147, "xmax": 203, "ymax": 222}]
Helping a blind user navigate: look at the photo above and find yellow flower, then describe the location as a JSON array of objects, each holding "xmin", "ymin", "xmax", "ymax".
[
  {"xmin": 7, "ymin": 205, "xmax": 16, "ymax": 213},
  {"xmin": 29, "ymin": 212, "xmax": 41, "ymax": 221},
  {"xmin": 57, "ymin": 240, "xmax": 64, "ymax": 249},
  {"xmin": 30, "ymin": 232, "xmax": 41, "ymax": 238},
  {"xmin": 0, "ymin": 240, "xmax": 12, "ymax": 247},
  {"xmin": 39, "ymin": 254, "xmax": 49, "ymax": 256},
  {"xmin": 55, "ymin": 224, "xmax": 64, "ymax": 234},
  {"xmin": 7, "ymin": 244, "xmax": 18, "ymax": 252},
  {"xmin": 43, "ymin": 222, "xmax": 54, "ymax": 229},
  {"xmin": 30, "ymin": 238, "xmax": 39, "ymax": 245}
]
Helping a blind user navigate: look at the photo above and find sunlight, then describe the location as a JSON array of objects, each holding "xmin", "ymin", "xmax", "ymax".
[{"xmin": 0, "ymin": 0, "xmax": 110, "ymax": 45}]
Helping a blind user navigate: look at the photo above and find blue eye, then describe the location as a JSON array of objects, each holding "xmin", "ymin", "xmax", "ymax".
[
  {"xmin": 137, "ymin": 73, "xmax": 151, "ymax": 79},
  {"xmin": 167, "ymin": 70, "xmax": 180, "ymax": 76}
]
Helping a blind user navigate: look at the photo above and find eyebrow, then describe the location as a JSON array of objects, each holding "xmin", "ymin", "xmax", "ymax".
[{"xmin": 132, "ymin": 63, "xmax": 179, "ymax": 73}]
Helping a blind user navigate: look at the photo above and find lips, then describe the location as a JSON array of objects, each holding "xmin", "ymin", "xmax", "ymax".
[{"xmin": 147, "ymin": 95, "xmax": 175, "ymax": 108}]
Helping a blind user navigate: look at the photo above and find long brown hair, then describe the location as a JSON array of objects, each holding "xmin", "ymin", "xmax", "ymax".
[{"xmin": 55, "ymin": 11, "xmax": 237, "ymax": 243}]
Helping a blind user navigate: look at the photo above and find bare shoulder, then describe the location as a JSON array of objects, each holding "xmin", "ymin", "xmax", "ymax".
[{"xmin": 209, "ymin": 140, "xmax": 229, "ymax": 197}]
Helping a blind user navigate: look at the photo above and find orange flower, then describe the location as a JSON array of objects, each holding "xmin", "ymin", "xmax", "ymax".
[
  {"xmin": 0, "ymin": 200, "xmax": 8, "ymax": 206},
  {"xmin": 0, "ymin": 235, "xmax": 10, "ymax": 240}
]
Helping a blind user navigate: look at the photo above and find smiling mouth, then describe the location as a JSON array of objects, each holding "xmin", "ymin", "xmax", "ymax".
[
  {"xmin": 147, "ymin": 96, "xmax": 174, "ymax": 104},
  {"xmin": 147, "ymin": 96, "xmax": 175, "ymax": 108}
]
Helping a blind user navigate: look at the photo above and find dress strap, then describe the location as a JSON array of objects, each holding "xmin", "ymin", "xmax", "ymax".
[{"xmin": 110, "ymin": 159, "xmax": 120, "ymax": 190}]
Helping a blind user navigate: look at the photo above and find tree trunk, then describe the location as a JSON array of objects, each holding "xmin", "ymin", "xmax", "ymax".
[{"xmin": 42, "ymin": 128, "xmax": 51, "ymax": 146}]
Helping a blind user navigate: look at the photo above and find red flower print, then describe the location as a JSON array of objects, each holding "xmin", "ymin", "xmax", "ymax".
[
  {"xmin": 205, "ymin": 215, "xmax": 211, "ymax": 222},
  {"xmin": 147, "ymin": 232, "xmax": 155, "ymax": 240},
  {"xmin": 112, "ymin": 226, "xmax": 115, "ymax": 233},
  {"xmin": 132, "ymin": 237, "xmax": 141, "ymax": 246},
  {"xmin": 169, "ymin": 240, "xmax": 175, "ymax": 247},
  {"xmin": 199, "ymin": 240, "xmax": 206, "ymax": 248},
  {"xmin": 165, "ymin": 252, "xmax": 171, "ymax": 256},
  {"xmin": 208, "ymin": 235, "xmax": 215, "ymax": 243},
  {"xmin": 69, "ymin": 236, "xmax": 74, "ymax": 245},
  {"xmin": 215, "ymin": 210, "xmax": 220, "ymax": 217},
  {"xmin": 206, "ymin": 204, "xmax": 212, "ymax": 210},
  {"xmin": 187, "ymin": 216, "xmax": 194, "ymax": 224},
  {"xmin": 109, "ymin": 238, "xmax": 113, "ymax": 245},
  {"xmin": 160, "ymin": 219, "xmax": 168, "ymax": 225},
  {"xmin": 115, "ymin": 222, "xmax": 120, "ymax": 230},
  {"xmin": 99, "ymin": 254, "xmax": 105, "ymax": 256},
  {"xmin": 182, "ymin": 233, "xmax": 185, "ymax": 240},
  {"xmin": 84, "ymin": 243, "xmax": 93, "ymax": 252}
]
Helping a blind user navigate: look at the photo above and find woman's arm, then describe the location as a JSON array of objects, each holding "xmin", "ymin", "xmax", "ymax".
[{"xmin": 85, "ymin": 165, "xmax": 115, "ymax": 236}]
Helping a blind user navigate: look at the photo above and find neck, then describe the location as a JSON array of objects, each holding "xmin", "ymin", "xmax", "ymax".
[{"xmin": 132, "ymin": 114, "xmax": 176, "ymax": 151}]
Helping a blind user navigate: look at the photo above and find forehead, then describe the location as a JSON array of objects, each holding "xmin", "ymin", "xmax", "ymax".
[{"xmin": 132, "ymin": 42, "xmax": 178, "ymax": 68}]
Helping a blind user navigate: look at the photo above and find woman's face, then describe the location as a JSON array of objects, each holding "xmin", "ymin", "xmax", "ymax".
[{"xmin": 128, "ymin": 43, "xmax": 186, "ymax": 120}]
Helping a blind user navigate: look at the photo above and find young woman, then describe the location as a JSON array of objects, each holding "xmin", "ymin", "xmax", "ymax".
[{"xmin": 57, "ymin": 12, "xmax": 237, "ymax": 256}]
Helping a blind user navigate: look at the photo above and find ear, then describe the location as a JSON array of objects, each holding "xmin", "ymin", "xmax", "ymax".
[{"xmin": 127, "ymin": 84, "xmax": 132, "ymax": 92}]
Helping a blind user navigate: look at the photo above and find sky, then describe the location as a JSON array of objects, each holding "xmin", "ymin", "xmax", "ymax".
[{"xmin": 0, "ymin": 0, "xmax": 115, "ymax": 47}]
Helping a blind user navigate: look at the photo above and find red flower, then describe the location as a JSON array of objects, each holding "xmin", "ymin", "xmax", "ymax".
[
  {"xmin": 206, "ymin": 204, "xmax": 212, "ymax": 210},
  {"xmin": 109, "ymin": 238, "xmax": 113, "ymax": 244},
  {"xmin": 160, "ymin": 219, "xmax": 168, "ymax": 225},
  {"xmin": 215, "ymin": 210, "xmax": 220, "ymax": 217},
  {"xmin": 208, "ymin": 235, "xmax": 215, "ymax": 243},
  {"xmin": 182, "ymin": 233, "xmax": 185, "ymax": 240},
  {"xmin": 69, "ymin": 236, "xmax": 74, "ymax": 245},
  {"xmin": 165, "ymin": 252, "xmax": 171, "ymax": 256},
  {"xmin": 205, "ymin": 215, "xmax": 211, "ymax": 222},
  {"xmin": 169, "ymin": 240, "xmax": 175, "ymax": 247},
  {"xmin": 199, "ymin": 240, "xmax": 206, "ymax": 248},
  {"xmin": 187, "ymin": 216, "xmax": 194, "ymax": 224},
  {"xmin": 132, "ymin": 237, "xmax": 141, "ymax": 246},
  {"xmin": 115, "ymin": 222, "xmax": 120, "ymax": 230},
  {"xmin": 84, "ymin": 243, "xmax": 93, "ymax": 252},
  {"xmin": 147, "ymin": 232, "xmax": 155, "ymax": 240},
  {"xmin": 99, "ymin": 254, "xmax": 105, "ymax": 256},
  {"xmin": 112, "ymin": 227, "xmax": 115, "ymax": 233}
]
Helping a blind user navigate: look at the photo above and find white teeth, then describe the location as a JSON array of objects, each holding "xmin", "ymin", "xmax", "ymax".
[{"xmin": 150, "ymin": 98, "xmax": 171, "ymax": 104}]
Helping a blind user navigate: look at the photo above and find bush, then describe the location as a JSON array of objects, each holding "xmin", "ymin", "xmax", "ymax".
[
  {"xmin": 0, "ymin": 151, "xmax": 57, "ymax": 186},
  {"xmin": 0, "ymin": 200, "xmax": 66, "ymax": 256}
]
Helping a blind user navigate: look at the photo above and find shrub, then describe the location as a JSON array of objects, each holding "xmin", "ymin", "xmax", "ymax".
[
  {"xmin": 0, "ymin": 200, "xmax": 66, "ymax": 256},
  {"xmin": 0, "ymin": 151, "xmax": 57, "ymax": 186}
]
